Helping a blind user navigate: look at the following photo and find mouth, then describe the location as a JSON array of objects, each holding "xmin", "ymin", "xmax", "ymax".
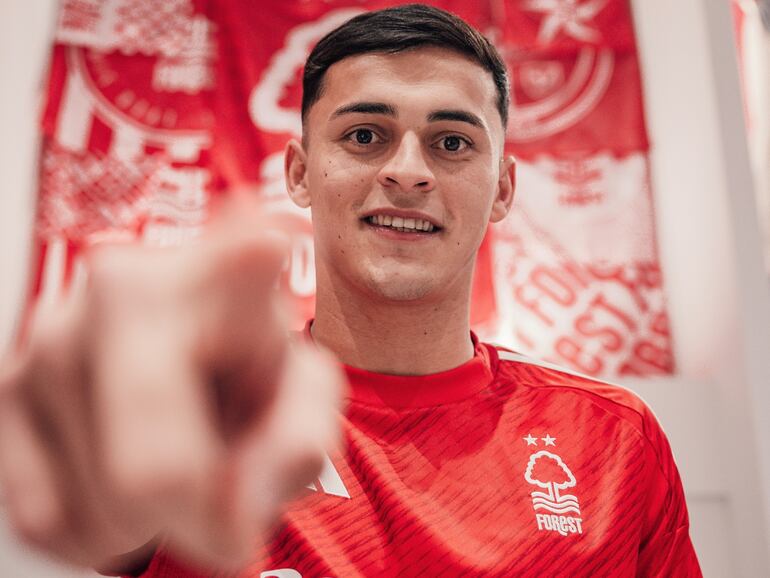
[{"xmin": 363, "ymin": 214, "xmax": 442, "ymax": 235}]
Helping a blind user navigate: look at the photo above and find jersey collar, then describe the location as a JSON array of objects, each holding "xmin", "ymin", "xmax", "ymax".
[{"xmin": 303, "ymin": 320, "xmax": 497, "ymax": 408}]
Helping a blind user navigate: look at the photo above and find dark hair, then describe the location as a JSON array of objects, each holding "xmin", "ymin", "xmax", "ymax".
[{"xmin": 301, "ymin": 4, "xmax": 509, "ymax": 127}]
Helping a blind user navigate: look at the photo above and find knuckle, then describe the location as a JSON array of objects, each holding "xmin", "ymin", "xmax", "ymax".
[
  {"xmin": 27, "ymin": 307, "xmax": 70, "ymax": 350},
  {"xmin": 281, "ymin": 434, "xmax": 326, "ymax": 484},
  {"xmin": 107, "ymin": 457, "xmax": 181, "ymax": 501},
  {"xmin": 0, "ymin": 357, "xmax": 23, "ymax": 396},
  {"xmin": 86, "ymin": 247, "xmax": 126, "ymax": 290},
  {"xmin": 293, "ymin": 439, "xmax": 325, "ymax": 470},
  {"xmin": 300, "ymin": 450, "xmax": 325, "ymax": 482},
  {"xmin": 87, "ymin": 245, "xmax": 159, "ymax": 304},
  {"xmin": 105, "ymin": 444, "xmax": 209, "ymax": 504},
  {"xmin": 280, "ymin": 447, "xmax": 325, "ymax": 502},
  {"xmin": 10, "ymin": 498, "xmax": 62, "ymax": 548}
]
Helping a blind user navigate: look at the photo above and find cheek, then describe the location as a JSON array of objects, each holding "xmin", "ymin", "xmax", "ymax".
[
  {"xmin": 309, "ymin": 161, "xmax": 372, "ymax": 251},
  {"xmin": 313, "ymin": 157, "xmax": 373, "ymax": 206},
  {"xmin": 452, "ymin": 172, "xmax": 496, "ymax": 223}
]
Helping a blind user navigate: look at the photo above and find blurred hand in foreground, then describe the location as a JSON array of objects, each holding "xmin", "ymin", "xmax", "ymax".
[{"xmin": 0, "ymin": 199, "xmax": 344, "ymax": 573}]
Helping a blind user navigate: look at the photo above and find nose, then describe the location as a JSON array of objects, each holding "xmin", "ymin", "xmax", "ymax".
[{"xmin": 377, "ymin": 132, "xmax": 435, "ymax": 193}]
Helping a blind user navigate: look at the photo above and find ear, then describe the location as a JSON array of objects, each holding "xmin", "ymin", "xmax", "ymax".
[
  {"xmin": 285, "ymin": 139, "xmax": 311, "ymax": 208},
  {"xmin": 489, "ymin": 155, "xmax": 516, "ymax": 223}
]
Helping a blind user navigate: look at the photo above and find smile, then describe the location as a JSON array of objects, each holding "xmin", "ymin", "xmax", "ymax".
[{"xmin": 365, "ymin": 215, "xmax": 438, "ymax": 233}]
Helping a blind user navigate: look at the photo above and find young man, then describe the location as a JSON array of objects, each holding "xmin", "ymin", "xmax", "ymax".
[{"xmin": 0, "ymin": 4, "xmax": 700, "ymax": 577}]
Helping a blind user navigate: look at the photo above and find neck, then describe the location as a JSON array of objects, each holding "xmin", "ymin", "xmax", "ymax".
[{"xmin": 311, "ymin": 272, "xmax": 475, "ymax": 376}]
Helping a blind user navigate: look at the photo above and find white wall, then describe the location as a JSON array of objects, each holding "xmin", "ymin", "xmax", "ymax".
[
  {"xmin": 0, "ymin": 1, "xmax": 50, "ymax": 351},
  {"xmin": 632, "ymin": 0, "xmax": 770, "ymax": 575},
  {"xmin": 1, "ymin": 1, "xmax": 769, "ymax": 577},
  {"xmin": 0, "ymin": 2, "xmax": 95, "ymax": 576}
]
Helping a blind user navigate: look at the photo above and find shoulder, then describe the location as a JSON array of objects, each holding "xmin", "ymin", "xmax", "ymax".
[{"xmin": 486, "ymin": 343, "xmax": 668, "ymax": 453}]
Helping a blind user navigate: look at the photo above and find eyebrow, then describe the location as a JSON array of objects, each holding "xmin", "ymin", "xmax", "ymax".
[
  {"xmin": 427, "ymin": 109, "xmax": 485, "ymax": 129},
  {"xmin": 329, "ymin": 102, "xmax": 485, "ymax": 130},
  {"xmin": 331, "ymin": 102, "xmax": 396, "ymax": 119}
]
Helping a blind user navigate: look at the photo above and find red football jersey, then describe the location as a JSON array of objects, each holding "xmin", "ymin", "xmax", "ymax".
[{"xmin": 131, "ymin": 335, "xmax": 700, "ymax": 577}]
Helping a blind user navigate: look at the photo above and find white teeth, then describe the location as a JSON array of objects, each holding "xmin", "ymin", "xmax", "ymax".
[{"xmin": 368, "ymin": 215, "xmax": 437, "ymax": 233}]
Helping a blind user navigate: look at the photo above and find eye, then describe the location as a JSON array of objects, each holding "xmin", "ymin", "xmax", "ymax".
[
  {"xmin": 354, "ymin": 129, "xmax": 373, "ymax": 144},
  {"xmin": 435, "ymin": 135, "xmax": 471, "ymax": 153},
  {"xmin": 345, "ymin": 128, "xmax": 381, "ymax": 146}
]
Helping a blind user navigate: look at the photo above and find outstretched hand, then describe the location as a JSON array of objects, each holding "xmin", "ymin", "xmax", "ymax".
[{"xmin": 0, "ymin": 200, "xmax": 344, "ymax": 573}]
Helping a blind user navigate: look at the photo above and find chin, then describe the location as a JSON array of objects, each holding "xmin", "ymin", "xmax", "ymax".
[{"xmin": 362, "ymin": 268, "xmax": 438, "ymax": 302}]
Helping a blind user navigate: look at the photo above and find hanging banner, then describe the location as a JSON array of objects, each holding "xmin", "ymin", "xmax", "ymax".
[
  {"xmin": 483, "ymin": 0, "xmax": 673, "ymax": 376},
  {"xmin": 32, "ymin": 0, "xmax": 674, "ymax": 377},
  {"xmin": 490, "ymin": 153, "xmax": 672, "ymax": 376},
  {"xmin": 33, "ymin": 0, "xmax": 216, "ymax": 305}
]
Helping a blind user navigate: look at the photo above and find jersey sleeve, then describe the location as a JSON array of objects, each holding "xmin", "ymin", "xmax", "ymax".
[{"xmin": 636, "ymin": 405, "xmax": 702, "ymax": 577}]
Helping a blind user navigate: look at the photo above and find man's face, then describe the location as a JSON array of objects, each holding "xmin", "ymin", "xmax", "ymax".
[{"xmin": 286, "ymin": 46, "xmax": 515, "ymax": 303}]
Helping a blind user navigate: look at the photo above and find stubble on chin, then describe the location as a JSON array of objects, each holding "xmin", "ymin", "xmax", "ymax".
[{"xmin": 361, "ymin": 265, "xmax": 437, "ymax": 302}]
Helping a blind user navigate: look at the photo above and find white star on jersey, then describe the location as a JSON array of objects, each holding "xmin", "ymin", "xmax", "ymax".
[
  {"xmin": 523, "ymin": 0, "xmax": 608, "ymax": 44},
  {"xmin": 524, "ymin": 433, "xmax": 539, "ymax": 446},
  {"xmin": 542, "ymin": 434, "xmax": 557, "ymax": 446}
]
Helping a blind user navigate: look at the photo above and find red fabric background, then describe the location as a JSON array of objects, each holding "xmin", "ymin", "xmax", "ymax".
[{"xmin": 32, "ymin": 0, "xmax": 674, "ymax": 377}]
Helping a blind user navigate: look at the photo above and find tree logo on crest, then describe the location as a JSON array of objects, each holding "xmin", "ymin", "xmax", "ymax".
[{"xmin": 524, "ymin": 450, "xmax": 584, "ymax": 536}]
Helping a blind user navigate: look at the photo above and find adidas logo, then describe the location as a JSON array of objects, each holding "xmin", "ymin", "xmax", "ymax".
[{"xmin": 306, "ymin": 453, "xmax": 350, "ymax": 499}]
